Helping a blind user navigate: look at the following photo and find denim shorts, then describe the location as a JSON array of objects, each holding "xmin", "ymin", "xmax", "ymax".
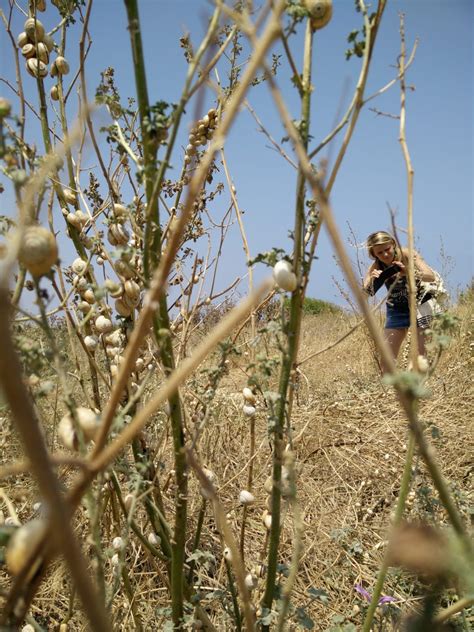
[{"xmin": 385, "ymin": 307, "xmax": 410, "ymax": 329}]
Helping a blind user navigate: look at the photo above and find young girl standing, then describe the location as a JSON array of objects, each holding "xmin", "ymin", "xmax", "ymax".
[{"xmin": 363, "ymin": 231, "xmax": 436, "ymax": 372}]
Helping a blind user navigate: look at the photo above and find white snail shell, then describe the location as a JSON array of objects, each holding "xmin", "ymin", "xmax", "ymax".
[
  {"xmin": 43, "ymin": 33, "xmax": 55, "ymax": 53},
  {"xmin": 148, "ymin": 532, "xmax": 160, "ymax": 546},
  {"xmin": 62, "ymin": 188, "xmax": 76, "ymax": 205},
  {"xmin": 83, "ymin": 335, "xmax": 98, "ymax": 352},
  {"xmin": 242, "ymin": 387, "xmax": 256, "ymax": 404},
  {"xmin": 112, "ymin": 203, "xmax": 127, "ymax": 220},
  {"xmin": 6, "ymin": 519, "xmax": 46, "ymax": 576},
  {"xmin": 245, "ymin": 573, "xmax": 258, "ymax": 591},
  {"xmin": 124, "ymin": 279, "xmax": 141, "ymax": 303},
  {"xmin": 58, "ymin": 407, "xmax": 101, "ymax": 449},
  {"xmin": 50, "ymin": 85, "xmax": 60, "ymax": 101},
  {"xmin": 242, "ymin": 404, "xmax": 256, "ymax": 417},
  {"xmin": 105, "ymin": 329, "xmax": 122, "ymax": 347},
  {"xmin": 36, "ymin": 42, "xmax": 50, "ymax": 63},
  {"xmin": 115, "ymin": 297, "xmax": 132, "ymax": 318},
  {"xmin": 72, "ymin": 257, "xmax": 87, "ymax": 275},
  {"xmin": 17, "ymin": 31, "xmax": 29, "ymax": 48},
  {"xmin": 262, "ymin": 510, "xmax": 272, "ymax": 530},
  {"xmin": 273, "ymin": 260, "xmax": 297, "ymax": 292},
  {"xmin": 24, "ymin": 17, "xmax": 45, "ymax": 42},
  {"xmin": 223, "ymin": 546, "xmax": 232, "ymax": 562},
  {"xmin": 95, "ymin": 315, "xmax": 113, "ymax": 334},
  {"xmin": 26, "ymin": 58, "xmax": 48, "ymax": 78},
  {"xmin": 239, "ymin": 490, "xmax": 255, "ymax": 506},
  {"xmin": 304, "ymin": 0, "xmax": 333, "ymax": 31},
  {"xmin": 112, "ymin": 536, "xmax": 124, "ymax": 550},
  {"xmin": 21, "ymin": 44, "xmax": 37, "ymax": 59},
  {"xmin": 18, "ymin": 226, "xmax": 58, "ymax": 276},
  {"xmin": 82, "ymin": 288, "xmax": 96, "ymax": 305},
  {"xmin": 53, "ymin": 56, "xmax": 70, "ymax": 75}
]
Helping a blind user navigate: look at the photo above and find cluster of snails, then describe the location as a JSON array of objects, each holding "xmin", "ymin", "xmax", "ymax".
[
  {"xmin": 184, "ymin": 108, "xmax": 218, "ymax": 165},
  {"xmin": 58, "ymin": 406, "xmax": 101, "ymax": 450},
  {"xmin": 242, "ymin": 386, "xmax": 257, "ymax": 417},
  {"xmin": 17, "ymin": 16, "xmax": 70, "ymax": 97}
]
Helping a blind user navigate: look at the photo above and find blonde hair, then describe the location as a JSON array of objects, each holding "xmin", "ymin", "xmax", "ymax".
[{"xmin": 366, "ymin": 231, "xmax": 401, "ymax": 262}]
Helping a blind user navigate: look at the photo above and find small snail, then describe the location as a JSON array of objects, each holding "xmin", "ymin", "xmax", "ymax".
[
  {"xmin": 273, "ymin": 260, "xmax": 297, "ymax": 292},
  {"xmin": 6, "ymin": 519, "xmax": 46, "ymax": 576},
  {"xmin": 239, "ymin": 490, "xmax": 255, "ymax": 506},
  {"xmin": 26, "ymin": 58, "xmax": 48, "ymax": 78},
  {"xmin": 18, "ymin": 226, "xmax": 58, "ymax": 276},
  {"xmin": 58, "ymin": 407, "xmax": 101, "ymax": 450},
  {"xmin": 95, "ymin": 315, "xmax": 113, "ymax": 334},
  {"xmin": 304, "ymin": 0, "xmax": 333, "ymax": 31}
]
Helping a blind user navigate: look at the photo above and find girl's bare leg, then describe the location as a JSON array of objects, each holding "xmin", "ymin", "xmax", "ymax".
[
  {"xmin": 417, "ymin": 328, "xmax": 427, "ymax": 357},
  {"xmin": 381, "ymin": 328, "xmax": 407, "ymax": 374}
]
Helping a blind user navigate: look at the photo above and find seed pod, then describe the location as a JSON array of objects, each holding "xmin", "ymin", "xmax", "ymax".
[
  {"xmin": 242, "ymin": 387, "xmax": 256, "ymax": 404},
  {"xmin": 304, "ymin": 0, "xmax": 333, "ymax": 31},
  {"xmin": 95, "ymin": 315, "xmax": 113, "ymax": 334},
  {"xmin": 273, "ymin": 260, "xmax": 297, "ymax": 292},
  {"xmin": 6, "ymin": 519, "xmax": 46, "ymax": 576},
  {"xmin": 84, "ymin": 335, "xmax": 98, "ymax": 352},
  {"xmin": 53, "ymin": 55, "xmax": 70, "ymax": 75},
  {"xmin": 124, "ymin": 494, "xmax": 134, "ymax": 512},
  {"xmin": 72, "ymin": 257, "xmax": 87, "ymax": 275},
  {"xmin": 18, "ymin": 226, "xmax": 58, "ymax": 276},
  {"xmin": 239, "ymin": 490, "xmax": 255, "ymax": 506},
  {"xmin": 26, "ymin": 57, "xmax": 47, "ymax": 78},
  {"xmin": 24, "ymin": 17, "xmax": 45, "ymax": 43},
  {"xmin": 36, "ymin": 0, "xmax": 46, "ymax": 11},
  {"xmin": 115, "ymin": 297, "xmax": 132, "ymax": 318},
  {"xmin": 17, "ymin": 31, "xmax": 29, "ymax": 48},
  {"xmin": 254, "ymin": 563, "xmax": 266, "ymax": 578},
  {"xmin": 58, "ymin": 407, "xmax": 100, "ymax": 449},
  {"xmin": 21, "ymin": 43, "xmax": 37, "ymax": 59},
  {"xmin": 50, "ymin": 84, "xmax": 60, "ymax": 101}
]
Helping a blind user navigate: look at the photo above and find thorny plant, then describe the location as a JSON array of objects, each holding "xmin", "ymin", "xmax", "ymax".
[{"xmin": 0, "ymin": 1, "xmax": 471, "ymax": 631}]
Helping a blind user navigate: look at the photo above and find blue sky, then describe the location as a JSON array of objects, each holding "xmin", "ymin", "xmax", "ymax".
[{"xmin": 1, "ymin": 0, "xmax": 472, "ymax": 306}]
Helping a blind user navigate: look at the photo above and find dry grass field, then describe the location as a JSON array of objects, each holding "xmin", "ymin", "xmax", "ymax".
[{"xmin": 1, "ymin": 291, "xmax": 472, "ymax": 631}]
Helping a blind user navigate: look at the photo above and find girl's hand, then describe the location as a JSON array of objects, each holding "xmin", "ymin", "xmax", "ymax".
[
  {"xmin": 370, "ymin": 269, "xmax": 382, "ymax": 279},
  {"xmin": 393, "ymin": 260, "xmax": 406, "ymax": 275}
]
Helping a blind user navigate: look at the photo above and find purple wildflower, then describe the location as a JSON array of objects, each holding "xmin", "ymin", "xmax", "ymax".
[{"xmin": 354, "ymin": 583, "xmax": 396, "ymax": 605}]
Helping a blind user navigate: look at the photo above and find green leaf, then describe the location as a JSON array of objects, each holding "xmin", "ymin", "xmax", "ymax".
[{"xmin": 307, "ymin": 587, "xmax": 329, "ymax": 604}]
